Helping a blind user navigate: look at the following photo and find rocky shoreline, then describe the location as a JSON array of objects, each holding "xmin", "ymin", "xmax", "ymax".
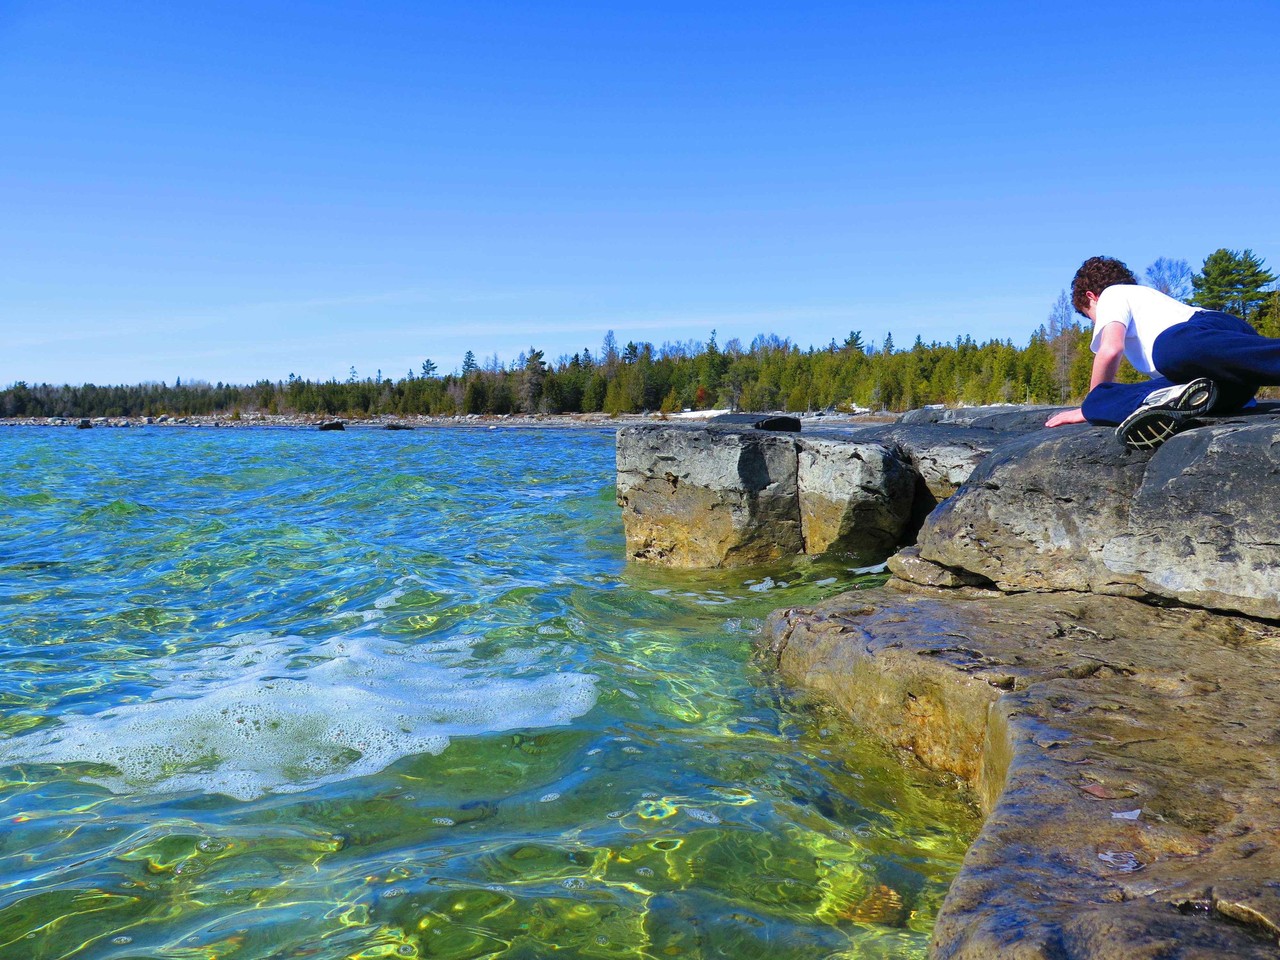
[{"xmin": 617, "ymin": 405, "xmax": 1280, "ymax": 957}]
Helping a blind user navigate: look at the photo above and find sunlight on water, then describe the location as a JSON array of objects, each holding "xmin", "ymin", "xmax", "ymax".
[{"xmin": 0, "ymin": 426, "xmax": 977, "ymax": 959}]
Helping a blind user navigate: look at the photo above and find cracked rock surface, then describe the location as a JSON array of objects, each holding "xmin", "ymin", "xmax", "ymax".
[
  {"xmin": 761, "ymin": 584, "xmax": 1280, "ymax": 958},
  {"xmin": 918, "ymin": 410, "xmax": 1280, "ymax": 619},
  {"xmin": 615, "ymin": 423, "xmax": 918, "ymax": 566}
]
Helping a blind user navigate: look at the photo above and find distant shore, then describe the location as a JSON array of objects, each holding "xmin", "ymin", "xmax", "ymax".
[
  {"xmin": 0, "ymin": 412, "xmax": 631, "ymax": 430},
  {"xmin": 0, "ymin": 410, "xmax": 893, "ymax": 431}
]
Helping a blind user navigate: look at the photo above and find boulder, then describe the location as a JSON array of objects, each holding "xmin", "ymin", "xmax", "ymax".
[
  {"xmin": 918, "ymin": 411, "xmax": 1280, "ymax": 620},
  {"xmin": 615, "ymin": 424, "xmax": 803, "ymax": 566},
  {"xmin": 796, "ymin": 437, "xmax": 915, "ymax": 558},
  {"xmin": 761, "ymin": 585, "xmax": 1280, "ymax": 959}
]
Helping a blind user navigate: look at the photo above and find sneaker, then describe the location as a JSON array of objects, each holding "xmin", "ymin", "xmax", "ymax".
[
  {"xmin": 1116, "ymin": 406, "xmax": 1191, "ymax": 451},
  {"xmin": 1139, "ymin": 377, "xmax": 1218, "ymax": 416}
]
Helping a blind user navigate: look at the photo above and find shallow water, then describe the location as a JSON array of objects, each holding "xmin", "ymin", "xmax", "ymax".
[{"xmin": 0, "ymin": 426, "xmax": 977, "ymax": 959}]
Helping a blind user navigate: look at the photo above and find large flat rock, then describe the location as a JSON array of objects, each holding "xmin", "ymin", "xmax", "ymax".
[
  {"xmin": 917, "ymin": 410, "xmax": 1280, "ymax": 620},
  {"xmin": 761, "ymin": 584, "xmax": 1280, "ymax": 958}
]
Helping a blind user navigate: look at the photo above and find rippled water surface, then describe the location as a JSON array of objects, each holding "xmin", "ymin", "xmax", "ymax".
[{"xmin": 0, "ymin": 426, "xmax": 977, "ymax": 959}]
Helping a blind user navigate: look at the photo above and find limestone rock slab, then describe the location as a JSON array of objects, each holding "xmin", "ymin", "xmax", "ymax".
[
  {"xmin": 808, "ymin": 423, "xmax": 1031, "ymax": 502},
  {"xmin": 898, "ymin": 403, "xmax": 1065, "ymax": 431},
  {"xmin": 796, "ymin": 437, "xmax": 915, "ymax": 559},
  {"xmin": 917, "ymin": 413, "xmax": 1280, "ymax": 619},
  {"xmin": 761, "ymin": 585, "xmax": 1280, "ymax": 958}
]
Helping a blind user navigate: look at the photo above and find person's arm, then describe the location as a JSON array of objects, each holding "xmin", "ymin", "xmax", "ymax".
[
  {"xmin": 1045, "ymin": 322, "xmax": 1127, "ymax": 427},
  {"xmin": 1087, "ymin": 321, "xmax": 1126, "ymax": 389}
]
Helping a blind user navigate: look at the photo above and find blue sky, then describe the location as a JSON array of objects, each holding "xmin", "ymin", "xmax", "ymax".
[{"xmin": 2, "ymin": 1, "xmax": 1278, "ymax": 386}]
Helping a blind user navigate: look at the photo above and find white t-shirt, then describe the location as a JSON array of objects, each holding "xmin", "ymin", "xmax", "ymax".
[{"xmin": 1089, "ymin": 284, "xmax": 1199, "ymax": 375}]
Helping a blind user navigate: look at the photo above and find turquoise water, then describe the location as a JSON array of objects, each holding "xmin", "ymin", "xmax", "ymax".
[{"xmin": 0, "ymin": 426, "xmax": 976, "ymax": 960}]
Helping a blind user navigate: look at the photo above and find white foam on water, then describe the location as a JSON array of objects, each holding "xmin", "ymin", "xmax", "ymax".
[
  {"xmin": 373, "ymin": 586, "xmax": 408, "ymax": 610},
  {"xmin": 1, "ymin": 632, "xmax": 597, "ymax": 800},
  {"xmin": 850, "ymin": 561, "xmax": 889, "ymax": 575}
]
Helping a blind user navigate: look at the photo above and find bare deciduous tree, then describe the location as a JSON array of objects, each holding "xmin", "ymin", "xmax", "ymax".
[{"xmin": 1145, "ymin": 257, "xmax": 1193, "ymax": 300}]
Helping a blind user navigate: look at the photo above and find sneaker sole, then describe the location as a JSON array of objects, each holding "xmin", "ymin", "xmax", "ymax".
[
  {"xmin": 1117, "ymin": 408, "xmax": 1189, "ymax": 451},
  {"xmin": 1168, "ymin": 378, "xmax": 1217, "ymax": 416}
]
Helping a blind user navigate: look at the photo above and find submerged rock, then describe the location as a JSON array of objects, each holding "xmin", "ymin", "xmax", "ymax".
[{"xmin": 761, "ymin": 584, "xmax": 1280, "ymax": 958}]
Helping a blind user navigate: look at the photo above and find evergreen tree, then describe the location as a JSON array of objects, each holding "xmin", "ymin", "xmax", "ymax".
[
  {"xmin": 520, "ymin": 347, "xmax": 546, "ymax": 412},
  {"xmin": 461, "ymin": 351, "xmax": 478, "ymax": 376},
  {"xmin": 1191, "ymin": 249, "xmax": 1276, "ymax": 320}
]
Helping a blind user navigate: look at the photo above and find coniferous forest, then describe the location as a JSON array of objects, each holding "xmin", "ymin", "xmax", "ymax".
[{"xmin": 5, "ymin": 251, "xmax": 1276, "ymax": 420}]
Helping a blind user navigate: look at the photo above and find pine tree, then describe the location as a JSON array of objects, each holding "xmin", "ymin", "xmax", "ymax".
[{"xmin": 1191, "ymin": 249, "xmax": 1276, "ymax": 320}]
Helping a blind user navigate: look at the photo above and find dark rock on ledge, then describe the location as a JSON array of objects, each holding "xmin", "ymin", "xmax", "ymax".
[{"xmin": 707, "ymin": 412, "xmax": 801, "ymax": 432}]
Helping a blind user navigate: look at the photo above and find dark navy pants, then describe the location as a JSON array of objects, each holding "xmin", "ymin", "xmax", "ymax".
[{"xmin": 1081, "ymin": 311, "xmax": 1278, "ymax": 425}]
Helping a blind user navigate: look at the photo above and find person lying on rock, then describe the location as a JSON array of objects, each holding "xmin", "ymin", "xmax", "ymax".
[{"xmin": 1044, "ymin": 255, "xmax": 1280, "ymax": 450}]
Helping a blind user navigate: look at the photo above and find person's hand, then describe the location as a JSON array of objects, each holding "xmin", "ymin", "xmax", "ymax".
[{"xmin": 1045, "ymin": 408, "xmax": 1086, "ymax": 428}]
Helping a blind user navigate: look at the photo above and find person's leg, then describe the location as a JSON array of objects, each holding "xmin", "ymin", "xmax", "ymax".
[
  {"xmin": 1081, "ymin": 378, "xmax": 1176, "ymax": 426},
  {"xmin": 1153, "ymin": 312, "xmax": 1279, "ymax": 408}
]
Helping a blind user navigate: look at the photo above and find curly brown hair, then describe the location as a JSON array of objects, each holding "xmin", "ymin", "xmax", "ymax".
[{"xmin": 1071, "ymin": 256, "xmax": 1138, "ymax": 315}]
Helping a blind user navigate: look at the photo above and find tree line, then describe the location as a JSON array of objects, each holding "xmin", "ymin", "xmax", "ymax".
[{"xmin": 4, "ymin": 248, "xmax": 1275, "ymax": 420}]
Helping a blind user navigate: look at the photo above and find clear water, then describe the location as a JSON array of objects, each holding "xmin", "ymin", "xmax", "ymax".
[{"xmin": 0, "ymin": 426, "xmax": 977, "ymax": 960}]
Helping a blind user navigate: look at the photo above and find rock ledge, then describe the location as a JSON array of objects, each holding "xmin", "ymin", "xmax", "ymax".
[{"xmin": 761, "ymin": 584, "xmax": 1280, "ymax": 957}]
